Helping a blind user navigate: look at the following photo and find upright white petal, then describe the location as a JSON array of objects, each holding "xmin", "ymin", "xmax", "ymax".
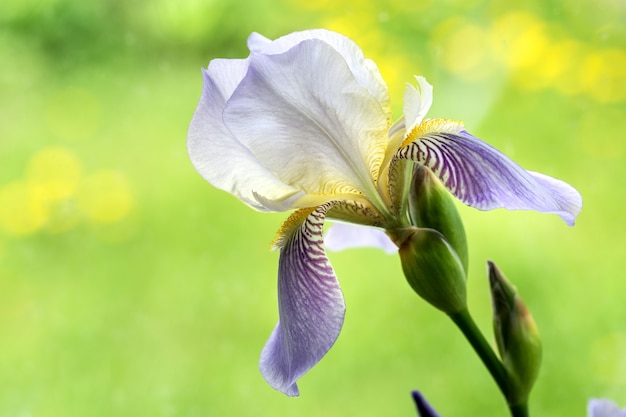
[
  {"xmin": 187, "ymin": 65, "xmax": 301, "ymax": 211},
  {"xmin": 247, "ymin": 29, "xmax": 391, "ymax": 119},
  {"xmin": 404, "ymin": 76, "xmax": 434, "ymax": 136},
  {"xmin": 223, "ymin": 39, "xmax": 390, "ymax": 210}
]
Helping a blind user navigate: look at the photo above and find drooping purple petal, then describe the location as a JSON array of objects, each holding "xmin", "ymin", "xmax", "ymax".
[
  {"xmin": 325, "ymin": 222, "xmax": 398, "ymax": 254},
  {"xmin": 260, "ymin": 203, "xmax": 345, "ymax": 396},
  {"xmin": 396, "ymin": 127, "xmax": 582, "ymax": 225}
]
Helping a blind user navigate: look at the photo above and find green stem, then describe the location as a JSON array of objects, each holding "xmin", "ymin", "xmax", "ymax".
[
  {"xmin": 449, "ymin": 309, "xmax": 524, "ymax": 415},
  {"xmin": 510, "ymin": 404, "xmax": 529, "ymax": 417}
]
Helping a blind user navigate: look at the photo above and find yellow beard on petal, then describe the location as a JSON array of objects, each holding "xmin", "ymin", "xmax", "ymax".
[
  {"xmin": 270, "ymin": 207, "xmax": 317, "ymax": 251},
  {"xmin": 401, "ymin": 118, "xmax": 465, "ymax": 149},
  {"xmin": 270, "ymin": 199, "xmax": 386, "ymax": 251}
]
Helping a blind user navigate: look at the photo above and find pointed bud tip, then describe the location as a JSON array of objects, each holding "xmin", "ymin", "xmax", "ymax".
[
  {"xmin": 487, "ymin": 261, "xmax": 542, "ymax": 405},
  {"xmin": 412, "ymin": 391, "xmax": 442, "ymax": 417}
]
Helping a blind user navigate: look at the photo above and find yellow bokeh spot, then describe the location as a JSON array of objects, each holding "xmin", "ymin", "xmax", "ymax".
[
  {"xmin": 288, "ymin": 0, "xmax": 341, "ymax": 10},
  {"xmin": 26, "ymin": 147, "xmax": 83, "ymax": 234},
  {"xmin": 432, "ymin": 17, "xmax": 494, "ymax": 80},
  {"xmin": 46, "ymin": 87, "xmax": 101, "ymax": 141},
  {"xmin": 547, "ymin": 39, "xmax": 588, "ymax": 96},
  {"xmin": 590, "ymin": 332, "xmax": 626, "ymax": 385},
  {"xmin": 580, "ymin": 48, "xmax": 626, "ymax": 103},
  {"xmin": 78, "ymin": 170, "xmax": 134, "ymax": 224},
  {"xmin": 512, "ymin": 37, "xmax": 583, "ymax": 92},
  {"xmin": 375, "ymin": 54, "xmax": 416, "ymax": 114},
  {"xmin": 26, "ymin": 147, "xmax": 82, "ymax": 201},
  {"xmin": 0, "ymin": 181, "xmax": 48, "ymax": 236},
  {"xmin": 321, "ymin": 14, "xmax": 383, "ymax": 53},
  {"xmin": 490, "ymin": 12, "xmax": 549, "ymax": 71}
]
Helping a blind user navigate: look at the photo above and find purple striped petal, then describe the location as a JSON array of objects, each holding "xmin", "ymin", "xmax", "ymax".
[
  {"xmin": 260, "ymin": 203, "xmax": 345, "ymax": 396},
  {"xmin": 397, "ymin": 125, "xmax": 582, "ymax": 225}
]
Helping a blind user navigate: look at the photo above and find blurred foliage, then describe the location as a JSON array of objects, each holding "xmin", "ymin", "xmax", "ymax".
[{"xmin": 0, "ymin": 0, "xmax": 625, "ymax": 416}]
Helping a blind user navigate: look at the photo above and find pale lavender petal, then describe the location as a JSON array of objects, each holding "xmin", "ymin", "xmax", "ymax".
[
  {"xmin": 325, "ymin": 222, "xmax": 397, "ymax": 254},
  {"xmin": 246, "ymin": 29, "xmax": 390, "ymax": 115},
  {"xmin": 260, "ymin": 203, "xmax": 345, "ymax": 396},
  {"xmin": 187, "ymin": 64, "xmax": 301, "ymax": 211},
  {"xmin": 223, "ymin": 39, "xmax": 389, "ymax": 204},
  {"xmin": 588, "ymin": 399, "xmax": 626, "ymax": 417},
  {"xmin": 397, "ymin": 129, "xmax": 582, "ymax": 225}
]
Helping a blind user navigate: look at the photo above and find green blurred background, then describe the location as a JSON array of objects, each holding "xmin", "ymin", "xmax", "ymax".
[{"xmin": 1, "ymin": 0, "xmax": 625, "ymax": 415}]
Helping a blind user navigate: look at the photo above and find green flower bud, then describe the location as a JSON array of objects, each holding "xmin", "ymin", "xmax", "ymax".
[
  {"xmin": 396, "ymin": 227, "xmax": 467, "ymax": 314},
  {"xmin": 408, "ymin": 165, "xmax": 468, "ymax": 272},
  {"xmin": 488, "ymin": 261, "xmax": 542, "ymax": 405}
]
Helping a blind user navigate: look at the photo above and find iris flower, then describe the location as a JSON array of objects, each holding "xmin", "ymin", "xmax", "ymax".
[{"xmin": 188, "ymin": 29, "xmax": 582, "ymax": 396}]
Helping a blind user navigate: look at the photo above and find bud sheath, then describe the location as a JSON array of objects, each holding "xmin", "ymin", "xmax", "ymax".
[
  {"xmin": 397, "ymin": 227, "xmax": 467, "ymax": 314},
  {"xmin": 408, "ymin": 165, "xmax": 468, "ymax": 272},
  {"xmin": 489, "ymin": 261, "xmax": 542, "ymax": 405}
]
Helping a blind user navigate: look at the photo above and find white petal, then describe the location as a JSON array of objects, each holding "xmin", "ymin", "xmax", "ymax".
[
  {"xmin": 223, "ymin": 39, "xmax": 390, "ymax": 207},
  {"xmin": 404, "ymin": 76, "xmax": 434, "ymax": 137},
  {"xmin": 325, "ymin": 222, "xmax": 397, "ymax": 254},
  {"xmin": 187, "ymin": 67, "xmax": 301, "ymax": 211},
  {"xmin": 247, "ymin": 29, "xmax": 391, "ymax": 119},
  {"xmin": 204, "ymin": 58, "xmax": 249, "ymax": 100}
]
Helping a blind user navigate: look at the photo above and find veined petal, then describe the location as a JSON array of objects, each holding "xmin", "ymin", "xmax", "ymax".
[
  {"xmin": 223, "ymin": 39, "xmax": 390, "ymax": 210},
  {"xmin": 396, "ymin": 118, "xmax": 582, "ymax": 225},
  {"xmin": 403, "ymin": 76, "xmax": 433, "ymax": 137},
  {"xmin": 187, "ymin": 66, "xmax": 301, "ymax": 211},
  {"xmin": 260, "ymin": 203, "xmax": 345, "ymax": 396},
  {"xmin": 325, "ymin": 222, "xmax": 397, "ymax": 254},
  {"xmin": 247, "ymin": 29, "xmax": 391, "ymax": 119}
]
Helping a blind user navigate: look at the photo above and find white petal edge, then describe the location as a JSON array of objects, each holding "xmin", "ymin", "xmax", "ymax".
[
  {"xmin": 325, "ymin": 222, "xmax": 397, "ymax": 254},
  {"xmin": 187, "ymin": 67, "xmax": 301, "ymax": 211},
  {"xmin": 246, "ymin": 29, "xmax": 391, "ymax": 118}
]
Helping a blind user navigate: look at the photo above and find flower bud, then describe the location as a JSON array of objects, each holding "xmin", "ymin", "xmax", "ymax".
[
  {"xmin": 488, "ymin": 261, "xmax": 542, "ymax": 405},
  {"xmin": 408, "ymin": 165, "xmax": 468, "ymax": 272},
  {"xmin": 397, "ymin": 227, "xmax": 467, "ymax": 314}
]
